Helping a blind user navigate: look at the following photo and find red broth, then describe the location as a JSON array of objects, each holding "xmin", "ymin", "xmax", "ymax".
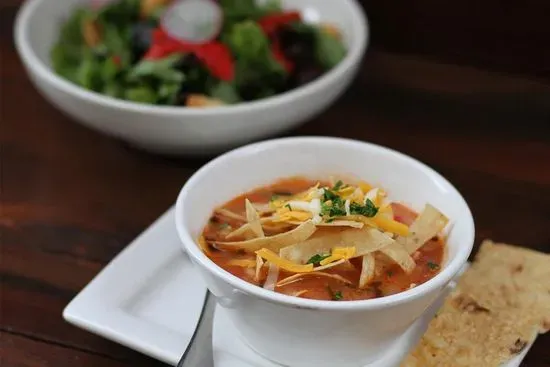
[{"xmin": 201, "ymin": 178, "xmax": 444, "ymax": 301}]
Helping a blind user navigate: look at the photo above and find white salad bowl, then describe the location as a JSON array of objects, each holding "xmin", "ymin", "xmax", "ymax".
[
  {"xmin": 175, "ymin": 137, "xmax": 475, "ymax": 367},
  {"xmin": 14, "ymin": 0, "xmax": 368, "ymax": 155}
]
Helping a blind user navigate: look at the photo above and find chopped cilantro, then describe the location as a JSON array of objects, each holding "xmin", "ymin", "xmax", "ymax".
[
  {"xmin": 327, "ymin": 286, "xmax": 343, "ymax": 300},
  {"xmin": 427, "ymin": 261, "xmax": 440, "ymax": 270},
  {"xmin": 386, "ymin": 270, "xmax": 394, "ymax": 277},
  {"xmin": 285, "ymin": 203, "xmax": 292, "ymax": 210},
  {"xmin": 349, "ymin": 199, "xmax": 378, "ymax": 217},
  {"xmin": 332, "ymin": 180, "xmax": 344, "ymax": 190},
  {"xmin": 322, "ymin": 188, "xmax": 339, "ymax": 202},
  {"xmin": 306, "ymin": 253, "xmax": 331, "ymax": 265},
  {"xmin": 270, "ymin": 194, "xmax": 279, "ymax": 201},
  {"xmin": 320, "ymin": 191, "xmax": 346, "ymax": 217}
]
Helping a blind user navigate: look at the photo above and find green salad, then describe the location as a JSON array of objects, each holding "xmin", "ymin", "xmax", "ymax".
[{"xmin": 51, "ymin": 0, "xmax": 347, "ymax": 107}]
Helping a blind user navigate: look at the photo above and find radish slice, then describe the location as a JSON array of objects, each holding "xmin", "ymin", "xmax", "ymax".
[{"xmin": 161, "ymin": 0, "xmax": 223, "ymax": 44}]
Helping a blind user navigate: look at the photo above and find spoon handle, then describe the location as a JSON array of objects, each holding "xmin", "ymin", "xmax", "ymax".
[{"xmin": 177, "ymin": 290, "xmax": 217, "ymax": 367}]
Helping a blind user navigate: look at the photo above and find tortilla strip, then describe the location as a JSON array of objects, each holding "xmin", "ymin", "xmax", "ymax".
[
  {"xmin": 263, "ymin": 263, "xmax": 279, "ymax": 290},
  {"xmin": 245, "ymin": 199, "xmax": 265, "ymax": 238},
  {"xmin": 254, "ymin": 254, "xmax": 264, "ymax": 282},
  {"xmin": 380, "ymin": 242, "xmax": 416, "ymax": 273},
  {"xmin": 227, "ymin": 259, "xmax": 256, "ymax": 268},
  {"xmin": 225, "ymin": 219, "xmax": 291, "ymax": 239},
  {"xmin": 253, "ymin": 202, "xmax": 276, "ymax": 214},
  {"xmin": 216, "ymin": 221, "xmax": 317, "ymax": 253},
  {"xmin": 292, "ymin": 290, "xmax": 309, "ymax": 297},
  {"xmin": 398, "ymin": 204, "xmax": 449, "ymax": 254},
  {"xmin": 214, "ymin": 208, "xmax": 246, "ymax": 221},
  {"xmin": 287, "ymin": 220, "xmax": 364, "ymax": 229},
  {"xmin": 359, "ymin": 254, "xmax": 376, "ymax": 288},
  {"xmin": 279, "ymin": 227, "xmax": 394, "ymax": 264},
  {"xmin": 197, "ymin": 235, "xmax": 211, "ymax": 255},
  {"xmin": 277, "ymin": 271, "xmax": 353, "ymax": 287},
  {"xmin": 313, "ymin": 259, "xmax": 347, "ymax": 271},
  {"xmin": 401, "ymin": 240, "xmax": 550, "ymax": 367}
]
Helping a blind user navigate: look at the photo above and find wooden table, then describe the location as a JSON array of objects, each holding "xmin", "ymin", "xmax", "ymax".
[{"xmin": 1, "ymin": 2, "xmax": 549, "ymax": 366}]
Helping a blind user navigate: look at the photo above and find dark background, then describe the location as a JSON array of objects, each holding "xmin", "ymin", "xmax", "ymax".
[{"xmin": 1, "ymin": 0, "xmax": 549, "ymax": 366}]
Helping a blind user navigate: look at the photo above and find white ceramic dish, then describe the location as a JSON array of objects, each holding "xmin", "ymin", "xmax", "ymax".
[
  {"xmin": 63, "ymin": 208, "xmax": 208, "ymax": 365},
  {"xmin": 175, "ymin": 136, "xmax": 476, "ymax": 367},
  {"xmin": 63, "ymin": 206, "xmax": 534, "ymax": 367},
  {"xmin": 14, "ymin": 0, "xmax": 368, "ymax": 155}
]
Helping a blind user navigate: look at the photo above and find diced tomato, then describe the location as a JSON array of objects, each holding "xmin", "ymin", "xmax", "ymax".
[{"xmin": 391, "ymin": 203, "xmax": 418, "ymax": 226}]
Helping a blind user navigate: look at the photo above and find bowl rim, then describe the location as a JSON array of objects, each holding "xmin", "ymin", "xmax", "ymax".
[
  {"xmin": 175, "ymin": 137, "xmax": 475, "ymax": 311},
  {"xmin": 14, "ymin": 0, "xmax": 369, "ymax": 117}
]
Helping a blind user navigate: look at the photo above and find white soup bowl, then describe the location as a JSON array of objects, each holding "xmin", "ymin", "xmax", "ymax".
[
  {"xmin": 15, "ymin": 0, "xmax": 368, "ymax": 155},
  {"xmin": 175, "ymin": 137, "xmax": 475, "ymax": 366}
]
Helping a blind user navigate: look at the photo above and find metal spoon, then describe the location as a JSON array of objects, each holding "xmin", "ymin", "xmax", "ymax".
[{"xmin": 177, "ymin": 291, "xmax": 217, "ymax": 367}]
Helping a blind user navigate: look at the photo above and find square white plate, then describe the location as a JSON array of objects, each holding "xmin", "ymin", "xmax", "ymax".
[
  {"xmin": 63, "ymin": 207, "xmax": 207, "ymax": 365},
  {"xmin": 63, "ymin": 207, "xmax": 536, "ymax": 367}
]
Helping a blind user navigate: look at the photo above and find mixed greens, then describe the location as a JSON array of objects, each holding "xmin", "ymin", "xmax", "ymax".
[{"xmin": 51, "ymin": 0, "xmax": 347, "ymax": 107}]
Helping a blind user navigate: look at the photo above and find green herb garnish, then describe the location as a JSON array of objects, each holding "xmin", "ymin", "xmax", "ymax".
[
  {"xmin": 285, "ymin": 204, "xmax": 292, "ymax": 210},
  {"xmin": 427, "ymin": 261, "xmax": 440, "ymax": 270},
  {"xmin": 332, "ymin": 180, "xmax": 344, "ymax": 191},
  {"xmin": 320, "ymin": 189, "xmax": 346, "ymax": 217},
  {"xmin": 270, "ymin": 194, "xmax": 279, "ymax": 201},
  {"xmin": 349, "ymin": 199, "xmax": 379, "ymax": 217},
  {"xmin": 322, "ymin": 188, "xmax": 339, "ymax": 202},
  {"xmin": 327, "ymin": 286, "xmax": 343, "ymax": 301},
  {"xmin": 306, "ymin": 253, "xmax": 331, "ymax": 265},
  {"xmin": 386, "ymin": 270, "xmax": 394, "ymax": 277}
]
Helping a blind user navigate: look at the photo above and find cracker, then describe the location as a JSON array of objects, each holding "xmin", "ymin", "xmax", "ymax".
[{"xmin": 401, "ymin": 240, "xmax": 550, "ymax": 367}]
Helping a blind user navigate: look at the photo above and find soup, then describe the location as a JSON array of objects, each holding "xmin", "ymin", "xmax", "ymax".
[{"xmin": 199, "ymin": 177, "xmax": 449, "ymax": 301}]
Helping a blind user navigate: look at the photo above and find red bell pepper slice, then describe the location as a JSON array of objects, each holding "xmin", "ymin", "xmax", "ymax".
[
  {"xmin": 144, "ymin": 29, "xmax": 234, "ymax": 81},
  {"xmin": 271, "ymin": 38, "xmax": 294, "ymax": 73},
  {"xmin": 194, "ymin": 42, "xmax": 235, "ymax": 81},
  {"xmin": 258, "ymin": 11, "xmax": 301, "ymax": 35}
]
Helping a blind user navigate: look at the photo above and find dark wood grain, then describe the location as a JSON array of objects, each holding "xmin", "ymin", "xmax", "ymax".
[
  {"xmin": 360, "ymin": 0, "xmax": 550, "ymax": 80},
  {"xmin": 1, "ymin": 2, "xmax": 549, "ymax": 367}
]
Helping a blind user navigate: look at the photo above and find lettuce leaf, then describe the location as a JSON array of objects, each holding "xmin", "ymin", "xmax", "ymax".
[{"xmin": 315, "ymin": 29, "xmax": 346, "ymax": 69}]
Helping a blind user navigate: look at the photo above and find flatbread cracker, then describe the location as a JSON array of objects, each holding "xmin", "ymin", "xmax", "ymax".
[{"xmin": 401, "ymin": 240, "xmax": 550, "ymax": 367}]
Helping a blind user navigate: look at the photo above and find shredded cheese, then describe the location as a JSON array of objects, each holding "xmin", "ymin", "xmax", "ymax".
[
  {"xmin": 255, "ymin": 248, "xmax": 314, "ymax": 273},
  {"xmin": 338, "ymin": 186, "xmax": 355, "ymax": 197},
  {"xmin": 319, "ymin": 246, "xmax": 357, "ymax": 265},
  {"xmin": 275, "ymin": 211, "xmax": 312, "ymax": 222},
  {"xmin": 373, "ymin": 215, "xmax": 409, "ymax": 236},
  {"xmin": 358, "ymin": 181, "xmax": 373, "ymax": 193}
]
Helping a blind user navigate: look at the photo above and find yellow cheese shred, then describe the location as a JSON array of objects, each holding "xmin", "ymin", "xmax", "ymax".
[
  {"xmin": 275, "ymin": 211, "xmax": 312, "ymax": 222},
  {"xmin": 332, "ymin": 246, "xmax": 357, "ymax": 258},
  {"xmin": 255, "ymin": 248, "xmax": 314, "ymax": 273},
  {"xmin": 338, "ymin": 186, "xmax": 356, "ymax": 197},
  {"xmin": 373, "ymin": 215, "xmax": 409, "ymax": 236},
  {"xmin": 358, "ymin": 181, "xmax": 373, "ymax": 193},
  {"xmin": 319, "ymin": 246, "xmax": 357, "ymax": 265}
]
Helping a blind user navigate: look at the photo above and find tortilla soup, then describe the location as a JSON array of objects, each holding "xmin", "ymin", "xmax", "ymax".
[{"xmin": 199, "ymin": 177, "xmax": 449, "ymax": 301}]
